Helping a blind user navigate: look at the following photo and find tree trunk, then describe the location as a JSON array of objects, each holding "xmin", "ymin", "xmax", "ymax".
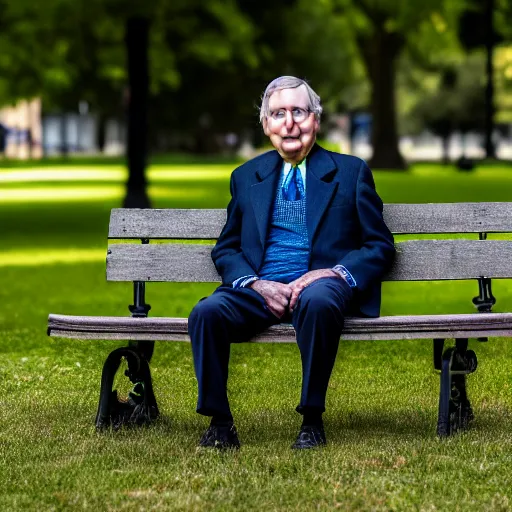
[
  {"xmin": 442, "ymin": 135, "xmax": 451, "ymax": 165},
  {"xmin": 97, "ymin": 113, "xmax": 107, "ymax": 153},
  {"xmin": 359, "ymin": 28, "xmax": 407, "ymax": 170},
  {"xmin": 123, "ymin": 17, "xmax": 151, "ymax": 208},
  {"xmin": 484, "ymin": 0, "xmax": 496, "ymax": 159},
  {"xmin": 60, "ymin": 114, "xmax": 69, "ymax": 158}
]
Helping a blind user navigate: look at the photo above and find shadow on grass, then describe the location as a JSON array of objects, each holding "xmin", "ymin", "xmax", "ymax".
[
  {"xmin": 25, "ymin": 402, "xmax": 511, "ymax": 457},
  {"xmin": 470, "ymin": 407, "xmax": 512, "ymax": 434},
  {"xmin": 328, "ymin": 410, "xmax": 434, "ymax": 438}
]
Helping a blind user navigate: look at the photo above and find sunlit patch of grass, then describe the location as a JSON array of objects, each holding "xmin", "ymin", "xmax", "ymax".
[
  {"xmin": 0, "ymin": 167, "xmax": 128, "ymax": 183},
  {"xmin": 0, "ymin": 248, "xmax": 105, "ymax": 267},
  {"xmin": 0, "ymin": 165, "xmax": 232, "ymax": 184},
  {"xmin": 374, "ymin": 166, "xmax": 512, "ymax": 203},
  {"xmin": 1, "ymin": 185, "xmax": 207, "ymax": 202},
  {"xmin": 1, "ymin": 185, "xmax": 125, "ymax": 202}
]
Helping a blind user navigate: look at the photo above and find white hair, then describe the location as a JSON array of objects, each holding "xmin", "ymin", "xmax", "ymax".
[{"xmin": 259, "ymin": 76, "xmax": 322, "ymax": 123}]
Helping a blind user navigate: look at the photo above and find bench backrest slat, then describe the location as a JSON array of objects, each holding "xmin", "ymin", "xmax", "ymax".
[
  {"xmin": 109, "ymin": 209, "xmax": 226, "ymax": 239},
  {"xmin": 106, "ymin": 240, "xmax": 512, "ymax": 282},
  {"xmin": 108, "ymin": 203, "xmax": 512, "ymax": 239}
]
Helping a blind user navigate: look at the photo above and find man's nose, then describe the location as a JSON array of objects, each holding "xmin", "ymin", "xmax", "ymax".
[{"xmin": 284, "ymin": 110, "xmax": 295, "ymax": 130}]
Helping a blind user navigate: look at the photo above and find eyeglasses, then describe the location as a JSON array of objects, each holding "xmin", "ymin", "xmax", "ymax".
[{"xmin": 269, "ymin": 107, "xmax": 311, "ymax": 123}]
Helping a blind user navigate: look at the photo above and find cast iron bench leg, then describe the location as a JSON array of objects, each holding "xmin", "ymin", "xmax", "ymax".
[
  {"xmin": 437, "ymin": 338, "xmax": 477, "ymax": 437},
  {"xmin": 96, "ymin": 342, "xmax": 159, "ymax": 430},
  {"xmin": 95, "ymin": 278, "xmax": 159, "ymax": 430}
]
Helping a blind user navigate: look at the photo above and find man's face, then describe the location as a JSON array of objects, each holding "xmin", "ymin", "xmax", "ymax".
[{"xmin": 263, "ymin": 85, "xmax": 319, "ymax": 165}]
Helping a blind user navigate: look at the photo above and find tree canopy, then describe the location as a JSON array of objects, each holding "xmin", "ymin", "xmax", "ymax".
[{"xmin": 1, "ymin": 0, "xmax": 511, "ymax": 166}]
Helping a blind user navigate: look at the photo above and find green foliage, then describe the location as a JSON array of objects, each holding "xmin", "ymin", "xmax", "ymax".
[
  {"xmin": 1, "ymin": 0, "xmax": 509, "ymax": 157},
  {"xmin": 409, "ymin": 52, "xmax": 486, "ymax": 139},
  {"xmin": 282, "ymin": 0, "xmax": 366, "ymax": 112},
  {"xmin": 496, "ymin": 0, "xmax": 512, "ymax": 40},
  {"xmin": 0, "ymin": 1, "xmax": 72, "ymax": 104},
  {"xmin": 0, "ymin": 0, "xmax": 267, "ymax": 119},
  {"xmin": 495, "ymin": 44, "xmax": 512, "ymax": 123}
]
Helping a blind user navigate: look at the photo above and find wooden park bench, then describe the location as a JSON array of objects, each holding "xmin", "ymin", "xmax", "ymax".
[{"xmin": 47, "ymin": 203, "xmax": 512, "ymax": 436}]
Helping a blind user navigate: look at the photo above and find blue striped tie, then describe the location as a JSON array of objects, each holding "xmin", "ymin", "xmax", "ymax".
[{"xmin": 282, "ymin": 165, "xmax": 304, "ymax": 201}]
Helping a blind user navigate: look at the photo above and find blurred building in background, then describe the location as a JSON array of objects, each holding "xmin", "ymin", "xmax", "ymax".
[
  {"xmin": 0, "ymin": 100, "xmax": 126, "ymax": 158},
  {"xmin": 41, "ymin": 113, "xmax": 125, "ymax": 156},
  {"xmin": 0, "ymin": 99, "xmax": 43, "ymax": 159},
  {"xmin": 1, "ymin": 97, "xmax": 511, "ymax": 162}
]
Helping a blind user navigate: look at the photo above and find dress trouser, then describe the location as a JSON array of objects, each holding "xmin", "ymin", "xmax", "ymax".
[{"xmin": 188, "ymin": 277, "xmax": 354, "ymax": 418}]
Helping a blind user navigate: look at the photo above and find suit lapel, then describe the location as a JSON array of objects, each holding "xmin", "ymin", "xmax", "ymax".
[
  {"xmin": 250, "ymin": 151, "xmax": 282, "ymax": 249},
  {"xmin": 306, "ymin": 145, "xmax": 338, "ymax": 248}
]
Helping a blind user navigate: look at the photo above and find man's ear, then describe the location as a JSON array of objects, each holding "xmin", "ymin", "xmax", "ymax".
[
  {"xmin": 314, "ymin": 117, "xmax": 320, "ymax": 134},
  {"xmin": 262, "ymin": 118, "xmax": 269, "ymax": 136}
]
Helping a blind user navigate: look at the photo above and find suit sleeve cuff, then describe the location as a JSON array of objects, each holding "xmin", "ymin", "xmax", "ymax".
[
  {"xmin": 332, "ymin": 265, "xmax": 357, "ymax": 288},
  {"xmin": 232, "ymin": 275, "xmax": 259, "ymax": 288}
]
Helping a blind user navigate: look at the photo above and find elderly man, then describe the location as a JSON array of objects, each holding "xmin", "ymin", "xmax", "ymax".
[{"xmin": 188, "ymin": 76, "xmax": 395, "ymax": 450}]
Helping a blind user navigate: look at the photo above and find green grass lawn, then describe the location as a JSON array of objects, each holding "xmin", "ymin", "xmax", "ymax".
[{"xmin": 1, "ymin": 159, "xmax": 512, "ymax": 510}]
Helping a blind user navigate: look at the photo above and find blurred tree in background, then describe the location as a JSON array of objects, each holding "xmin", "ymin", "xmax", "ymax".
[
  {"xmin": 1, "ymin": 0, "xmax": 512, "ymax": 199},
  {"xmin": 411, "ymin": 56, "xmax": 486, "ymax": 164},
  {"xmin": 338, "ymin": 0, "xmax": 466, "ymax": 169}
]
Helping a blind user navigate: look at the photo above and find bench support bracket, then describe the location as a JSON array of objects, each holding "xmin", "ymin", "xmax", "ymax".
[
  {"xmin": 437, "ymin": 338, "xmax": 477, "ymax": 437},
  {"xmin": 95, "ymin": 278, "xmax": 159, "ymax": 430},
  {"xmin": 129, "ymin": 280, "xmax": 151, "ymax": 318},
  {"xmin": 472, "ymin": 234, "xmax": 496, "ymax": 343},
  {"xmin": 473, "ymin": 277, "xmax": 496, "ymax": 314}
]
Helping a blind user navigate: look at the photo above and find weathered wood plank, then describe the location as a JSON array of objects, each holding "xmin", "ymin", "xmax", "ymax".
[
  {"xmin": 109, "ymin": 209, "xmax": 226, "ymax": 239},
  {"xmin": 47, "ymin": 312, "xmax": 512, "ymax": 342},
  {"xmin": 385, "ymin": 202, "xmax": 512, "ymax": 234},
  {"xmin": 107, "ymin": 243, "xmax": 217, "ymax": 281},
  {"xmin": 390, "ymin": 240, "xmax": 512, "ymax": 280},
  {"xmin": 48, "ymin": 328, "xmax": 512, "ymax": 341},
  {"xmin": 106, "ymin": 240, "xmax": 512, "ymax": 282},
  {"xmin": 108, "ymin": 203, "xmax": 512, "ymax": 239}
]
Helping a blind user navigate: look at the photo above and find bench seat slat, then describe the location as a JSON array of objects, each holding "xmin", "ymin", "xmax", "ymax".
[
  {"xmin": 48, "ymin": 313, "xmax": 512, "ymax": 342},
  {"xmin": 106, "ymin": 240, "xmax": 512, "ymax": 282},
  {"xmin": 108, "ymin": 203, "xmax": 512, "ymax": 239}
]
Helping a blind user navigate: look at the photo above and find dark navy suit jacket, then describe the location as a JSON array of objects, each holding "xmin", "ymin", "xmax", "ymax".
[{"xmin": 211, "ymin": 144, "xmax": 395, "ymax": 318}]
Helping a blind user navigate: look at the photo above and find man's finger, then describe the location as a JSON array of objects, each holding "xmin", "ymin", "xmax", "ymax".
[
  {"xmin": 268, "ymin": 302, "xmax": 285, "ymax": 318},
  {"xmin": 264, "ymin": 298, "xmax": 279, "ymax": 317},
  {"xmin": 283, "ymin": 285, "xmax": 293, "ymax": 298},
  {"xmin": 278, "ymin": 295, "xmax": 290, "ymax": 308},
  {"xmin": 289, "ymin": 287, "xmax": 301, "ymax": 310},
  {"xmin": 263, "ymin": 290, "xmax": 287, "ymax": 308}
]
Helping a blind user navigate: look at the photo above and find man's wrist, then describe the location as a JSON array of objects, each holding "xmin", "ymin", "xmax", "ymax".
[
  {"xmin": 331, "ymin": 265, "xmax": 357, "ymax": 288},
  {"xmin": 232, "ymin": 275, "xmax": 259, "ymax": 288},
  {"xmin": 247, "ymin": 278, "xmax": 260, "ymax": 289},
  {"xmin": 244, "ymin": 276, "xmax": 259, "ymax": 288}
]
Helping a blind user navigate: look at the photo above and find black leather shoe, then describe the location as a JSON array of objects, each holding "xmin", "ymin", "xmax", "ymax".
[
  {"xmin": 291, "ymin": 425, "xmax": 327, "ymax": 449},
  {"xmin": 198, "ymin": 424, "xmax": 240, "ymax": 450}
]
